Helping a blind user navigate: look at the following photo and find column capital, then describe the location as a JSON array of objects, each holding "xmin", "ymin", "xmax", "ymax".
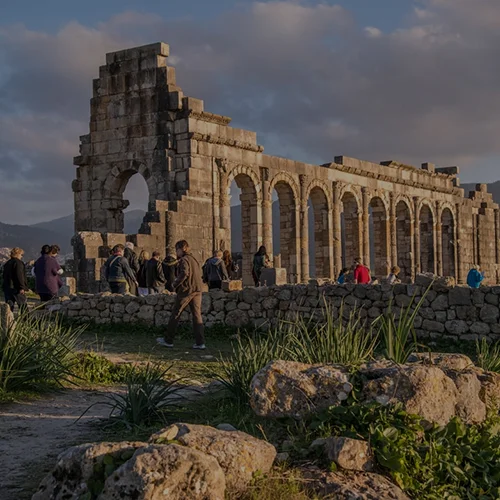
[
  {"xmin": 299, "ymin": 174, "xmax": 309, "ymax": 187},
  {"xmin": 259, "ymin": 166, "xmax": 270, "ymax": 182}
]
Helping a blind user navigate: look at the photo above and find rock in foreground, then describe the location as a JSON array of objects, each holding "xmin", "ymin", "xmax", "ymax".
[
  {"xmin": 250, "ymin": 360, "xmax": 352, "ymax": 418},
  {"xmin": 150, "ymin": 423, "xmax": 276, "ymax": 492}
]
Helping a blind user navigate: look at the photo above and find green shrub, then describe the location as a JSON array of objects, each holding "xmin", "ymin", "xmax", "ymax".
[
  {"xmin": 84, "ymin": 363, "xmax": 184, "ymax": 428},
  {"xmin": 72, "ymin": 352, "xmax": 139, "ymax": 385},
  {"xmin": 310, "ymin": 403, "xmax": 500, "ymax": 499},
  {"xmin": 375, "ymin": 290, "xmax": 428, "ymax": 364},
  {"xmin": 287, "ymin": 301, "xmax": 377, "ymax": 366},
  {"xmin": 0, "ymin": 313, "xmax": 83, "ymax": 394},
  {"xmin": 476, "ymin": 337, "xmax": 500, "ymax": 372}
]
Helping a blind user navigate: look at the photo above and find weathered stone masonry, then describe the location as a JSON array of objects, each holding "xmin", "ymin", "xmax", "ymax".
[
  {"xmin": 72, "ymin": 42, "xmax": 500, "ymax": 291},
  {"xmin": 56, "ymin": 282, "xmax": 500, "ymax": 342}
]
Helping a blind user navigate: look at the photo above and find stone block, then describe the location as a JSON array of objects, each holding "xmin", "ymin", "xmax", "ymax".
[
  {"xmin": 449, "ymin": 287, "xmax": 471, "ymax": 306},
  {"xmin": 222, "ymin": 280, "xmax": 242, "ymax": 292},
  {"xmin": 260, "ymin": 268, "xmax": 287, "ymax": 286}
]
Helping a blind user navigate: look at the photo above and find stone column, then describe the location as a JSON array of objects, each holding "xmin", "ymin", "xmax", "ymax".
[
  {"xmin": 327, "ymin": 207, "xmax": 335, "ymax": 280},
  {"xmin": 299, "ymin": 174, "xmax": 309, "ymax": 282},
  {"xmin": 455, "ymin": 203, "xmax": 463, "ymax": 283},
  {"xmin": 260, "ymin": 167, "xmax": 273, "ymax": 258},
  {"xmin": 332, "ymin": 182, "xmax": 342, "ymax": 278},
  {"xmin": 219, "ymin": 171, "xmax": 231, "ymax": 251},
  {"xmin": 362, "ymin": 188, "xmax": 370, "ymax": 268},
  {"xmin": 413, "ymin": 197, "xmax": 421, "ymax": 276},
  {"xmin": 435, "ymin": 202, "xmax": 443, "ymax": 276},
  {"xmin": 496, "ymin": 208, "xmax": 500, "ymax": 284},
  {"xmin": 389, "ymin": 193, "xmax": 397, "ymax": 268}
]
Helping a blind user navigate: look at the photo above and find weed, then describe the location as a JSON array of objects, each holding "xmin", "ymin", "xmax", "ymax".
[
  {"xmin": 476, "ymin": 337, "xmax": 500, "ymax": 372},
  {"xmin": 287, "ymin": 301, "xmax": 378, "ymax": 366},
  {"xmin": 0, "ymin": 312, "xmax": 83, "ymax": 394},
  {"xmin": 374, "ymin": 289, "xmax": 428, "ymax": 364},
  {"xmin": 83, "ymin": 363, "xmax": 184, "ymax": 428}
]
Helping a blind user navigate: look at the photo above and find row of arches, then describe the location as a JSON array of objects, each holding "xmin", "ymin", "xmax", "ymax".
[{"xmin": 229, "ymin": 171, "xmax": 457, "ymax": 282}]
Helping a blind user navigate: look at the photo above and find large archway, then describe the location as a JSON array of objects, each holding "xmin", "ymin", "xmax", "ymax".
[
  {"xmin": 441, "ymin": 207, "xmax": 455, "ymax": 277},
  {"xmin": 309, "ymin": 186, "xmax": 331, "ymax": 279},
  {"xmin": 229, "ymin": 172, "xmax": 261, "ymax": 285},
  {"xmin": 272, "ymin": 180, "xmax": 299, "ymax": 283},
  {"xmin": 122, "ymin": 173, "xmax": 151, "ymax": 234},
  {"xmin": 369, "ymin": 197, "xmax": 389, "ymax": 278},
  {"xmin": 419, "ymin": 204, "xmax": 435, "ymax": 273},
  {"xmin": 341, "ymin": 192, "xmax": 360, "ymax": 269},
  {"xmin": 396, "ymin": 200, "xmax": 412, "ymax": 279}
]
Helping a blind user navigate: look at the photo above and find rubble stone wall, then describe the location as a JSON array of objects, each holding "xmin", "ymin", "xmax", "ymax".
[{"xmin": 56, "ymin": 282, "xmax": 500, "ymax": 341}]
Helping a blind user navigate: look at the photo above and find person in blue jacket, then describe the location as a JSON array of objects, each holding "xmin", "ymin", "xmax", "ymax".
[{"xmin": 467, "ymin": 265, "xmax": 484, "ymax": 289}]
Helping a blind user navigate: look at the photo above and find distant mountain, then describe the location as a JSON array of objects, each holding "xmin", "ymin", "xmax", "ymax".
[
  {"xmin": 0, "ymin": 210, "xmax": 146, "ymax": 261},
  {"xmin": 461, "ymin": 181, "xmax": 500, "ymax": 204}
]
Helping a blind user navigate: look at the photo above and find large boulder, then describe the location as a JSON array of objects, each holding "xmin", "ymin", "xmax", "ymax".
[
  {"xmin": 250, "ymin": 360, "xmax": 352, "ymax": 419},
  {"xmin": 99, "ymin": 444, "xmax": 225, "ymax": 500},
  {"xmin": 302, "ymin": 467, "xmax": 410, "ymax": 500},
  {"xmin": 362, "ymin": 365, "xmax": 458, "ymax": 425},
  {"xmin": 149, "ymin": 423, "xmax": 276, "ymax": 493},
  {"xmin": 445, "ymin": 370, "xmax": 487, "ymax": 424},
  {"xmin": 32, "ymin": 442, "xmax": 146, "ymax": 500}
]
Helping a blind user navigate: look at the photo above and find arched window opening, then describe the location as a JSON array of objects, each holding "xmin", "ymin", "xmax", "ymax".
[
  {"xmin": 120, "ymin": 172, "xmax": 150, "ymax": 234},
  {"xmin": 341, "ymin": 192, "xmax": 360, "ymax": 269}
]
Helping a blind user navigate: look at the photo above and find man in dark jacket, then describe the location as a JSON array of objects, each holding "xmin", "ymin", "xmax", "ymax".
[
  {"xmin": 104, "ymin": 244, "xmax": 138, "ymax": 294},
  {"xmin": 146, "ymin": 251, "xmax": 166, "ymax": 294},
  {"xmin": 157, "ymin": 240, "xmax": 205, "ymax": 349},
  {"xmin": 34, "ymin": 244, "xmax": 63, "ymax": 302},
  {"xmin": 124, "ymin": 242, "xmax": 140, "ymax": 296},
  {"xmin": 2, "ymin": 247, "xmax": 28, "ymax": 312},
  {"xmin": 162, "ymin": 255, "xmax": 178, "ymax": 292},
  {"xmin": 202, "ymin": 250, "xmax": 229, "ymax": 290}
]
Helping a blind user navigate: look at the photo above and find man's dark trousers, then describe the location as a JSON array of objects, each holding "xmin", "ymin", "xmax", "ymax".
[
  {"xmin": 4, "ymin": 288, "xmax": 27, "ymax": 312},
  {"xmin": 165, "ymin": 292, "xmax": 204, "ymax": 345}
]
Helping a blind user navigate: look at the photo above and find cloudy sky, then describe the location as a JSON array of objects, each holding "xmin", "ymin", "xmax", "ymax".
[{"xmin": 1, "ymin": 0, "xmax": 500, "ymax": 224}]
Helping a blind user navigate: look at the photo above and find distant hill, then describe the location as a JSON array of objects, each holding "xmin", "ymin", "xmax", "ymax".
[
  {"xmin": 461, "ymin": 181, "xmax": 500, "ymax": 204},
  {"xmin": 0, "ymin": 210, "xmax": 146, "ymax": 261}
]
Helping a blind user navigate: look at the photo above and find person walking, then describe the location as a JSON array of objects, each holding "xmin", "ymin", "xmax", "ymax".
[
  {"xmin": 222, "ymin": 250, "xmax": 238, "ymax": 280},
  {"xmin": 157, "ymin": 240, "xmax": 205, "ymax": 349},
  {"xmin": 104, "ymin": 244, "xmax": 138, "ymax": 294},
  {"xmin": 33, "ymin": 244, "xmax": 64, "ymax": 302},
  {"xmin": 124, "ymin": 242, "xmax": 140, "ymax": 296},
  {"xmin": 387, "ymin": 266, "xmax": 401, "ymax": 285},
  {"xmin": 162, "ymin": 255, "xmax": 178, "ymax": 292},
  {"xmin": 467, "ymin": 265, "xmax": 484, "ymax": 289},
  {"xmin": 353, "ymin": 258, "xmax": 371, "ymax": 284},
  {"xmin": 137, "ymin": 250, "xmax": 150, "ymax": 296},
  {"xmin": 202, "ymin": 250, "xmax": 229, "ymax": 290},
  {"xmin": 2, "ymin": 247, "xmax": 28, "ymax": 312},
  {"xmin": 146, "ymin": 251, "xmax": 166, "ymax": 294},
  {"xmin": 252, "ymin": 246, "xmax": 269, "ymax": 287}
]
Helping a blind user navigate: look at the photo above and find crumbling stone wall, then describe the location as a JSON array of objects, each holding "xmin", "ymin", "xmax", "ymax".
[
  {"xmin": 72, "ymin": 42, "xmax": 500, "ymax": 292},
  {"xmin": 55, "ymin": 281, "xmax": 500, "ymax": 342}
]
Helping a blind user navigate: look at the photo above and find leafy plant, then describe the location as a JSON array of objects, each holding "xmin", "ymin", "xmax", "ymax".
[
  {"xmin": 0, "ymin": 312, "xmax": 83, "ymax": 394},
  {"xmin": 476, "ymin": 337, "xmax": 500, "ymax": 373},
  {"xmin": 83, "ymin": 363, "xmax": 184, "ymax": 428},
  {"xmin": 310, "ymin": 402, "xmax": 500, "ymax": 499},
  {"xmin": 216, "ymin": 329, "xmax": 289, "ymax": 403},
  {"xmin": 375, "ymin": 289, "xmax": 428, "ymax": 364},
  {"xmin": 287, "ymin": 301, "xmax": 378, "ymax": 366}
]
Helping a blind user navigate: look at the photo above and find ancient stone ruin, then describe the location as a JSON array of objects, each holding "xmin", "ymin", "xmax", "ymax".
[{"xmin": 72, "ymin": 42, "xmax": 500, "ymax": 292}]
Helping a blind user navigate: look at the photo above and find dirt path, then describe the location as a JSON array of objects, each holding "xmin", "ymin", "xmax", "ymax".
[{"xmin": 0, "ymin": 388, "xmax": 121, "ymax": 500}]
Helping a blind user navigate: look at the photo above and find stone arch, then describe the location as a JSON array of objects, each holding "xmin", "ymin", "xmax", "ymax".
[
  {"xmin": 419, "ymin": 202, "xmax": 435, "ymax": 273},
  {"xmin": 227, "ymin": 165, "xmax": 262, "ymax": 285},
  {"xmin": 308, "ymin": 183, "xmax": 332, "ymax": 278},
  {"xmin": 396, "ymin": 199, "xmax": 412, "ymax": 280},
  {"xmin": 103, "ymin": 161, "xmax": 159, "ymax": 233},
  {"xmin": 369, "ymin": 196, "xmax": 389, "ymax": 278},
  {"xmin": 270, "ymin": 174, "xmax": 300, "ymax": 283},
  {"xmin": 441, "ymin": 207, "xmax": 456, "ymax": 277},
  {"xmin": 340, "ymin": 189, "xmax": 361, "ymax": 268}
]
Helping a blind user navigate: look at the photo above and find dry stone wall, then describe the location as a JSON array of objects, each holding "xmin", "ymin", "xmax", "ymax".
[{"xmin": 55, "ymin": 281, "xmax": 500, "ymax": 341}]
